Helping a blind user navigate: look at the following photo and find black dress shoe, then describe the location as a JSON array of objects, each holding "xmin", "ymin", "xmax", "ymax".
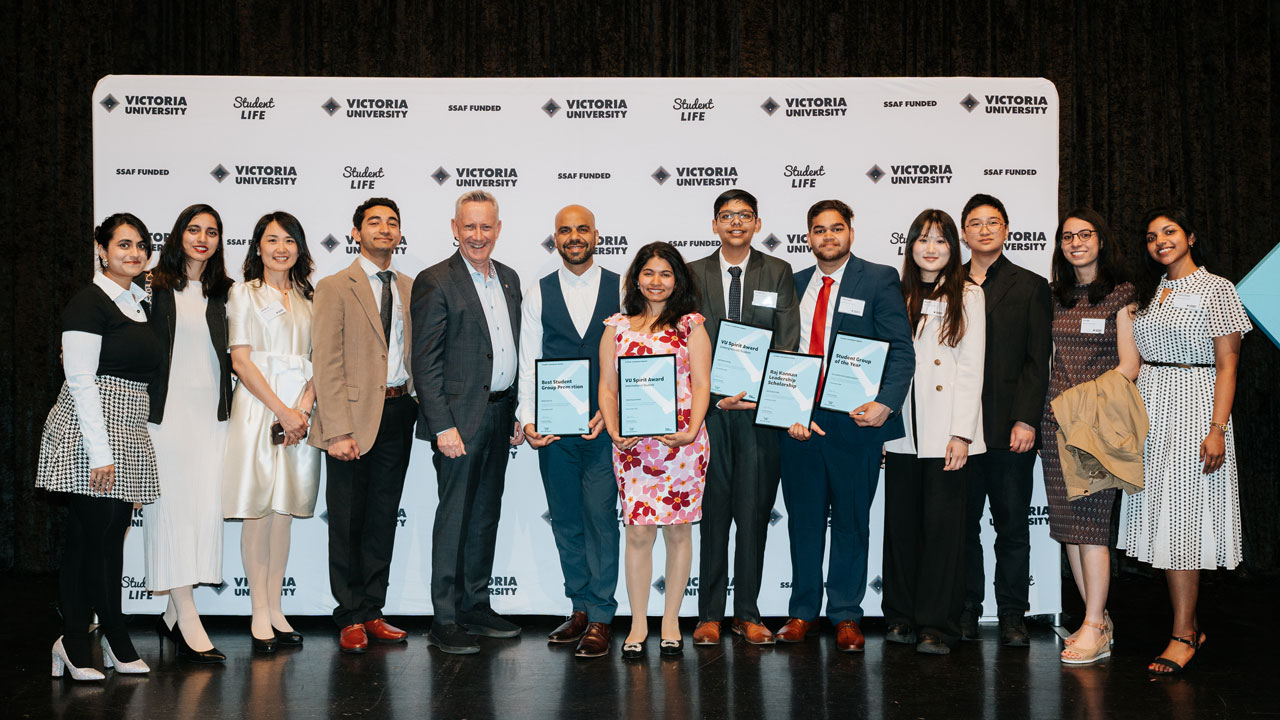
[
  {"xmin": 999, "ymin": 616, "xmax": 1030, "ymax": 647},
  {"xmin": 427, "ymin": 623, "xmax": 480, "ymax": 655},
  {"xmin": 916, "ymin": 631, "xmax": 951, "ymax": 655},
  {"xmin": 175, "ymin": 633, "xmax": 227, "ymax": 663},
  {"xmin": 885, "ymin": 623, "xmax": 917, "ymax": 645},
  {"xmin": 659, "ymin": 638, "xmax": 683, "ymax": 657},
  {"xmin": 273, "ymin": 627, "xmax": 304, "ymax": 646},
  {"xmin": 252, "ymin": 635, "xmax": 278, "ymax": 653},
  {"xmin": 459, "ymin": 607, "xmax": 521, "ymax": 638},
  {"xmin": 621, "ymin": 640, "xmax": 646, "ymax": 660}
]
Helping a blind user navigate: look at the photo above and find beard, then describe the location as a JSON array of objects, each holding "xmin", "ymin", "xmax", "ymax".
[{"xmin": 558, "ymin": 243, "xmax": 593, "ymax": 265}]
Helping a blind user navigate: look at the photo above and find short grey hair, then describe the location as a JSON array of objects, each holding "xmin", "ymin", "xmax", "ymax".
[{"xmin": 455, "ymin": 190, "xmax": 499, "ymax": 218}]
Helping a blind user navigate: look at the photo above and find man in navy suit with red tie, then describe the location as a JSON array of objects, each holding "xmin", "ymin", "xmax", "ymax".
[{"xmin": 773, "ymin": 199, "xmax": 914, "ymax": 652}]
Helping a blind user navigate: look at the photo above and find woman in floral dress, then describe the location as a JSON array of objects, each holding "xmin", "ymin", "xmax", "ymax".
[{"xmin": 599, "ymin": 241, "xmax": 711, "ymax": 660}]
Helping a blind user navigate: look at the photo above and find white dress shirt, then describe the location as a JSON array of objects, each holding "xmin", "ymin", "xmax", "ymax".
[
  {"xmin": 718, "ymin": 250, "xmax": 750, "ymax": 319},
  {"xmin": 358, "ymin": 255, "xmax": 410, "ymax": 387},
  {"xmin": 516, "ymin": 263, "xmax": 603, "ymax": 427},
  {"xmin": 470, "ymin": 260, "xmax": 517, "ymax": 392},
  {"xmin": 797, "ymin": 257, "xmax": 850, "ymax": 359},
  {"xmin": 64, "ymin": 272, "xmax": 151, "ymax": 468}
]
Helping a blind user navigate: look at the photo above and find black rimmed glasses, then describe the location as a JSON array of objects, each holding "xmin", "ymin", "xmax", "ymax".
[
  {"xmin": 1061, "ymin": 229, "xmax": 1097, "ymax": 243},
  {"xmin": 717, "ymin": 211, "xmax": 757, "ymax": 223}
]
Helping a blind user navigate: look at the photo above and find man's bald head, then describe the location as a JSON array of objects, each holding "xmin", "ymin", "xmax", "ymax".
[{"xmin": 553, "ymin": 204, "xmax": 598, "ymax": 269}]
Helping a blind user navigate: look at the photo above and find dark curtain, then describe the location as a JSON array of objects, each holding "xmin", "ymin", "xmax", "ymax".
[{"xmin": 2, "ymin": 0, "xmax": 1275, "ymax": 573}]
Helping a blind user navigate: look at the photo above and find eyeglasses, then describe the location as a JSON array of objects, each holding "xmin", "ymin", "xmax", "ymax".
[
  {"xmin": 717, "ymin": 211, "xmax": 757, "ymax": 223},
  {"xmin": 1061, "ymin": 229, "xmax": 1097, "ymax": 243},
  {"xmin": 964, "ymin": 219, "xmax": 1005, "ymax": 231}
]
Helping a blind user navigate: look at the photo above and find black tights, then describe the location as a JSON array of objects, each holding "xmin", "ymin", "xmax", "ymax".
[{"xmin": 59, "ymin": 494, "xmax": 137, "ymax": 666}]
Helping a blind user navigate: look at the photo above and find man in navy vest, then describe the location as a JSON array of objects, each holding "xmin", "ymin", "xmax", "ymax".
[
  {"xmin": 775, "ymin": 199, "xmax": 914, "ymax": 652},
  {"xmin": 518, "ymin": 204, "xmax": 622, "ymax": 659},
  {"xmin": 689, "ymin": 189, "xmax": 800, "ymax": 646}
]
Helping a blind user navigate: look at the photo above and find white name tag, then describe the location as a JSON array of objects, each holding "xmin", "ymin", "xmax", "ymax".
[
  {"xmin": 259, "ymin": 301, "xmax": 287, "ymax": 321},
  {"xmin": 752, "ymin": 290, "xmax": 778, "ymax": 308},
  {"xmin": 1080, "ymin": 318, "xmax": 1106, "ymax": 335},
  {"xmin": 838, "ymin": 297, "xmax": 866, "ymax": 316},
  {"xmin": 1170, "ymin": 293, "xmax": 1204, "ymax": 310},
  {"xmin": 922, "ymin": 299, "xmax": 947, "ymax": 317}
]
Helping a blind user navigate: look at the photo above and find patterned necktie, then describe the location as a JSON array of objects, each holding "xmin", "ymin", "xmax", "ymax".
[
  {"xmin": 727, "ymin": 266, "xmax": 743, "ymax": 322},
  {"xmin": 809, "ymin": 276, "xmax": 834, "ymax": 393},
  {"xmin": 376, "ymin": 270, "xmax": 394, "ymax": 342}
]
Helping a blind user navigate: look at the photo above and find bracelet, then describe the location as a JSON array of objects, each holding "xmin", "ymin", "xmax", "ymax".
[
  {"xmin": 1209, "ymin": 422, "xmax": 1227, "ymax": 433},
  {"xmin": 952, "ymin": 435, "xmax": 972, "ymax": 445}
]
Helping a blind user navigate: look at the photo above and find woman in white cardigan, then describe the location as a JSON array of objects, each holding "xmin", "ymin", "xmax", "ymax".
[{"xmin": 881, "ymin": 209, "xmax": 986, "ymax": 655}]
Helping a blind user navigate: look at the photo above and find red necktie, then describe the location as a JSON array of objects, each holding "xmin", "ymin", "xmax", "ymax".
[{"xmin": 809, "ymin": 276, "xmax": 834, "ymax": 393}]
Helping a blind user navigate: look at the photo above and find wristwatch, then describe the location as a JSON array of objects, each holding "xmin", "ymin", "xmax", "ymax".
[{"xmin": 1209, "ymin": 421, "xmax": 1227, "ymax": 433}]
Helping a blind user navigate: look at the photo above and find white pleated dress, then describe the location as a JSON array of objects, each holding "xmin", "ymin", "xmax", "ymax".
[{"xmin": 144, "ymin": 282, "xmax": 228, "ymax": 591}]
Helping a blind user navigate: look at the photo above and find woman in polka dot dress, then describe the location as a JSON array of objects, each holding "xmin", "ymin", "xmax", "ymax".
[{"xmin": 1127, "ymin": 208, "xmax": 1250, "ymax": 675}]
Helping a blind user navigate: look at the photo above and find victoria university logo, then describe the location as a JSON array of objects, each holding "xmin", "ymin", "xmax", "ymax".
[
  {"xmin": 101, "ymin": 94, "xmax": 188, "ymax": 115},
  {"xmin": 761, "ymin": 96, "xmax": 848, "ymax": 117},
  {"xmin": 961, "ymin": 93, "xmax": 1050, "ymax": 115},
  {"xmin": 210, "ymin": 164, "xmax": 299, "ymax": 186},
  {"xmin": 322, "ymin": 97, "xmax": 409, "ymax": 118},
  {"xmin": 542, "ymin": 97, "xmax": 628, "ymax": 119},
  {"xmin": 431, "ymin": 166, "xmax": 518, "ymax": 188}
]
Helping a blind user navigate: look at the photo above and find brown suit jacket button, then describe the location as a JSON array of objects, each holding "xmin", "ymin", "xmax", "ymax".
[
  {"xmin": 934, "ymin": 358, "xmax": 941, "ymax": 366},
  {"xmin": 935, "ymin": 385, "xmax": 943, "ymax": 391}
]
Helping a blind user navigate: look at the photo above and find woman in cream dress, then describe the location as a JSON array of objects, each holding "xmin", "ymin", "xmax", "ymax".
[{"xmin": 224, "ymin": 210, "xmax": 320, "ymax": 652}]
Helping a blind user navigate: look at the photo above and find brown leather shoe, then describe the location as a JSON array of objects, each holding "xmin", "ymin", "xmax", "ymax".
[
  {"xmin": 549, "ymin": 611, "xmax": 589, "ymax": 644},
  {"xmin": 365, "ymin": 618, "xmax": 408, "ymax": 643},
  {"xmin": 835, "ymin": 620, "xmax": 865, "ymax": 653},
  {"xmin": 573, "ymin": 622, "xmax": 612, "ymax": 658},
  {"xmin": 775, "ymin": 618, "xmax": 816, "ymax": 643},
  {"xmin": 731, "ymin": 618, "xmax": 776, "ymax": 645},
  {"xmin": 339, "ymin": 623, "xmax": 368, "ymax": 654},
  {"xmin": 692, "ymin": 621, "xmax": 721, "ymax": 646}
]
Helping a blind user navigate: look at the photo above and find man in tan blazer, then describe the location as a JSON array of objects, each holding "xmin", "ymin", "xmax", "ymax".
[{"xmin": 310, "ymin": 197, "xmax": 417, "ymax": 653}]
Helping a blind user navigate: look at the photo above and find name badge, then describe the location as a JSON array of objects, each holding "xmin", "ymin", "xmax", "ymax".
[
  {"xmin": 1170, "ymin": 293, "xmax": 1204, "ymax": 310},
  {"xmin": 1080, "ymin": 318, "xmax": 1106, "ymax": 335},
  {"xmin": 838, "ymin": 297, "xmax": 865, "ymax": 316},
  {"xmin": 752, "ymin": 290, "xmax": 778, "ymax": 308},
  {"xmin": 259, "ymin": 301, "xmax": 287, "ymax": 321},
  {"xmin": 922, "ymin": 299, "xmax": 947, "ymax": 317}
]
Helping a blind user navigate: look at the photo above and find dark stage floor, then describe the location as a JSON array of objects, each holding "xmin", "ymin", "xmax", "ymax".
[{"xmin": 8, "ymin": 573, "xmax": 1278, "ymax": 719}]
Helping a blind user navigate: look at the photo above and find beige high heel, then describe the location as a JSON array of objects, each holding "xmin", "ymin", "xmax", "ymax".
[
  {"xmin": 1061, "ymin": 620, "xmax": 1111, "ymax": 665},
  {"xmin": 51, "ymin": 637, "xmax": 105, "ymax": 681}
]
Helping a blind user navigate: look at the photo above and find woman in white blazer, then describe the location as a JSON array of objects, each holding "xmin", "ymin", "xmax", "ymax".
[{"xmin": 882, "ymin": 209, "xmax": 986, "ymax": 655}]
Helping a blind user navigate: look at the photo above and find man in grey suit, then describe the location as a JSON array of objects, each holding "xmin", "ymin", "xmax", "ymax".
[
  {"xmin": 689, "ymin": 189, "xmax": 801, "ymax": 646},
  {"xmin": 411, "ymin": 190, "xmax": 524, "ymax": 655}
]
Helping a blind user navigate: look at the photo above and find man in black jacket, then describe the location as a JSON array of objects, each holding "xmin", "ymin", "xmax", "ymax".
[{"xmin": 959, "ymin": 193, "xmax": 1052, "ymax": 646}]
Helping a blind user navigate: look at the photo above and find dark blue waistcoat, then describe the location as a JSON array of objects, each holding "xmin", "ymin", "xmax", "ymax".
[{"xmin": 540, "ymin": 268, "xmax": 621, "ymax": 417}]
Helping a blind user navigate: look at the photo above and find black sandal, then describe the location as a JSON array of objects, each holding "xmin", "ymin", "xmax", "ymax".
[{"xmin": 1147, "ymin": 631, "xmax": 1205, "ymax": 676}]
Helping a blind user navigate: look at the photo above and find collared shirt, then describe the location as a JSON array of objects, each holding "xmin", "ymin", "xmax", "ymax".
[
  {"xmin": 470, "ymin": 259, "xmax": 517, "ymax": 393},
  {"xmin": 718, "ymin": 249, "xmax": 750, "ymax": 319},
  {"xmin": 358, "ymin": 255, "xmax": 410, "ymax": 387},
  {"xmin": 516, "ymin": 263, "xmax": 603, "ymax": 427},
  {"xmin": 64, "ymin": 272, "xmax": 151, "ymax": 467},
  {"xmin": 797, "ymin": 256, "xmax": 850, "ymax": 361}
]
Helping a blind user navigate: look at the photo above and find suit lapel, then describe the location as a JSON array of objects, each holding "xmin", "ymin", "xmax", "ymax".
[
  {"xmin": 396, "ymin": 272, "xmax": 413, "ymax": 341},
  {"xmin": 451, "ymin": 253, "xmax": 493, "ymax": 348},
  {"xmin": 347, "ymin": 260, "xmax": 386, "ymax": 346},
  {"xmin": 979, "ymin": 257, "xmax": 1016, "ymax": 313},
  {"xmin": 835, "ymin": 256, "xmax": 866, "ymax": 334},
  {"xmin": 741, "ymin": 248, "xmax": 764, "ymax": 326},
  {"xmin": 500, "ymin": 264, "xmax": 520, "ymax": 339},
  {"xmin": 702, "ymin": 254, "xmax": 727, "ymax": 322}
]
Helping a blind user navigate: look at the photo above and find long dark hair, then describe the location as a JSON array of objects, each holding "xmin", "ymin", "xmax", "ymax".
[
  {"xmin": 622, "ymin": 242, "xmax": 699, "ymax": 334},
  {"xmin": 1051, "ymin": 207, "xmax": 1124, "ymax": 309},
  {"xmin": 900, "ymin": 209, "xmax": 969, "ymax": 347},
  {"xmin": 1134, "ymin": 207, "xmax": 1206, "ymax": 311},
  {"xmin": 152, "ymin": 203, "xmax": 232, "ymax": 298},
  {"xmin": 242, "ymin": 211, "xmax": 315, "ymax": 300}
]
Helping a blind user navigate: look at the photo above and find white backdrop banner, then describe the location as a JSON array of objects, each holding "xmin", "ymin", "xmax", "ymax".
[{"xmin": 93, "ymin": 75, "xmax": 1060, "ymax": 619}]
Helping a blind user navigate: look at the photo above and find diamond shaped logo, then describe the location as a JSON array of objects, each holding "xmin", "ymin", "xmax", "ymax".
[
  {"xmin": 210, "ymin": 581, "xmax": 230, "ymax": 596},
  {"xmin": 761, "ymin": 97, "xmax": 780, "ymax": 116},
  {"xmin": 100, "ymin": 94, "xmax": 119, "ymax": 112},
  {"xmin": 540, "ymin": 510, "xmax": 552, "ymax": 524},
  {"xmin": 319, "ymin": 510, "xmax": 329, "ymax": 525},
  {"xmin": 768, "ymin": 508, "xmax": 784, "ymax": 526},
  {"xmin": 542, "ymin": 98, "xmax": 561, "ymax": 117},
  {"xmin": 762, "ymin": 234, "xmax": 781, "ymax": 253},
  {"xmin": 866, "ymin": 164, "xmax": 885, "ymax": 184},
  {"xmin": 541, "ymin": 235, "xmax": 556, "ymax": 253},
  {"xmin": 210, "ymin": 164, "xmax": 230, "ymax": 183},
  {"xmin": 960, "ymin": 93, "xmax": 979, "ymax": 113},
  {"xmin": 651, "ymin": 166, "xmax": 670, "ymax": 185},
  {"xmin": 652, "ymin": 575, "xmax": 666, "ymax": 594},
  {"xmin": 431, "ymin": 166, "xmax": 451, "ymax": 185},
  {"xmin": 321, "ymin": 234, "xmax": 340, "ymax": 253},
  {"xmin": 322, "ymin": 97, "xmax": 341, "ymax": 116},
  {"xmin": 869, "ymin": 575, "xmax": 883, "ymax": 595}
]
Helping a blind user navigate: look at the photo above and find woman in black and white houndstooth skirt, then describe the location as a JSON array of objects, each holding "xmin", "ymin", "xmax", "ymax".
[{"xmin": 36, "ymin": 214, "xmax": 164, "ymax": 680}]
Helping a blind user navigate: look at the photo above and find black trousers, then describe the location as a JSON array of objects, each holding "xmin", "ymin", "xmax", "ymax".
[
  {"xmin": 882, "ymin": 452, "xmax": 969, "ymax": 643},
  {"xmin": 698, "ymin": 408, "xmax": 781, "ymax": 623},
  {"xmin": 963, "ymin": 448, "xmax": 1035, "ymax": 617},
  {"xmin": 325, "ymin": 394, "xmax": 417, "ymax": 628},
  {"xmin": 60, "ymin": 494, "xmax": 137, "ymax": 665},
  {"xmin": 430, "ymin": 399, "xmax": 513, "ymax": 626}
]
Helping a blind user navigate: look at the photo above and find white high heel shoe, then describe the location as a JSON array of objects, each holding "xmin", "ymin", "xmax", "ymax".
[
  {"xmin": 101, "ymin": 636, "xmax": 150, "ymax": 674},
  {"xmin": 51, "ymin": 637, "xmax": 105, "ymax": 681}
]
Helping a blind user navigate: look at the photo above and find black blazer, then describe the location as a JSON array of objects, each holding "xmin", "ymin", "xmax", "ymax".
[
  {"xmin": 410, "ymin": 252, "xmax": 522, "ymax": 444},
  {"xmin": 137, "ymin": 273, "xmax": 233, "ymax": 423},
  {"xmin": 965, "ymin": 254, "xmax": 1052, "ymax": 450}
]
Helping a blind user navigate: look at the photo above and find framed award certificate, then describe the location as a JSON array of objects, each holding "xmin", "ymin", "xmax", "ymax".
[
  {"xmin": 535, "ymin": 358, "xmax": 592, "ymax": 436},
  {"xmin": 817, "ymin": 333, "xmax": 890, "ymax": 414},
  {"xmin": 618, "ymin": 354, "xmax": 678, "ymax": 437},
  {"xmin": 709, "ymin": 320, "xmax": 774, "ymax": 402},
  {"xmin": 753, "ymin": 350, "xmax": 822, "ymax": 430}
]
